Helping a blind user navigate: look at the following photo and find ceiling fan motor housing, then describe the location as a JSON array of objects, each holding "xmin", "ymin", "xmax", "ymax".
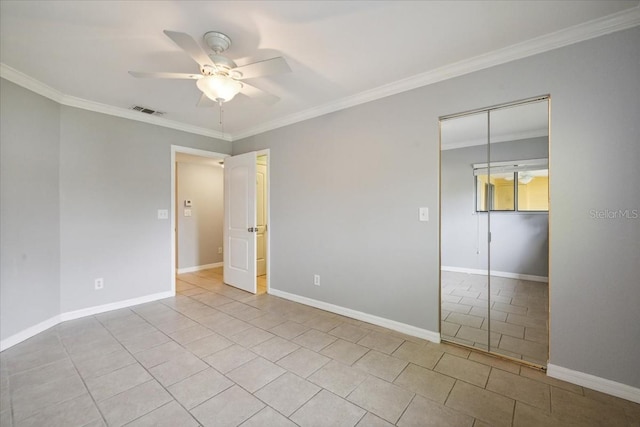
[
  {"xmin": 204, "ymin": 31, "xmax": 231, "ymax": 54},
  {"xmin": 203, "ymin": 31, "xmax": 239, "ymax": 76}
]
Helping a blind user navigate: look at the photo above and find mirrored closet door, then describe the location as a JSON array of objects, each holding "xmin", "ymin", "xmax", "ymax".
[{"xmin": 440, "ymin": 97, "xmax": 550, "ymax": 367}]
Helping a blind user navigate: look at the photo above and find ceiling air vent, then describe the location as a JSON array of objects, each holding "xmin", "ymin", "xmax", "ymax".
[{"xmin": 130, "ymin": 106, "xmax": 165, "ymax": 116}]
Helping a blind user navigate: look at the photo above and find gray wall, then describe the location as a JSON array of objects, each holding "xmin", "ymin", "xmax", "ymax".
[
  {"xmin": 59, "ymin": 107, "xmax": 231, "ymax": 313},
  {"xmin": 1, "ymin": 78, "xmax": 231, "ymax": 342},
  {"xmin": 441, "ymin": 138, "xmax": 549, "ymax": 277},
  {"xmin": 177, "ymin": 161, "xmax": 224, "ymax": 270},
  {"xmin": 234, "ymin": 27, "xmax": 640, "ymax": 388},
  {"xmin": 1, "ymin": 79, "xmax": 61, "ymax": 339}
]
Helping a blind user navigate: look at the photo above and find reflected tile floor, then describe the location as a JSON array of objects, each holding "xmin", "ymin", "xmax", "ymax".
[
  {"xmin": 1, "ymin": 268, "xmax": 638, "ymax": 426},
  {"xmin": 441, "ymin": 271, "xmax": 549, "ymax": 366}
]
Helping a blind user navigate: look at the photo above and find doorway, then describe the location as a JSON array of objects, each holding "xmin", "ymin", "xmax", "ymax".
[
  {"xmin": 256, "ymin": 155, "xmax": 268, "ymax": 294},
  {"xmin": 170, "ymin": 146, "xmax": 228, "ymax": 293},
  {"xmin": 439, "ymin": 97, "xmax": 550, "ymax": 368}
]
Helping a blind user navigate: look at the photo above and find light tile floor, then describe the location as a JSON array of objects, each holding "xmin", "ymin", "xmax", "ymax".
[
  {"xmin": 1, "ymin": 268, "xmax": 638, "ymax": 426},
  {"xmin": 441, "ymin": 271, "xmax": 549, "ymax": 366}
]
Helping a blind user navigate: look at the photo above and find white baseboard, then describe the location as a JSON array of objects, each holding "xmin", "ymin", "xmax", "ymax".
[
  {"xmin": 442, "ymin": 266, "xmax": 548, "ymax": 283},
  {"xmin": 1, "ymin": 291, "xmax": 174, "ymax": 352},
  {"xmin": 177, "ymin": 262, "xmax": 223, "ymax": 274},
  {"xmin": 0, "ymin": 315, "xmax": 61, "ymax": 351},
  {"xmin": 269, "ymin": 289, "xmax": 440, "ymax": 344},
  {"xmin": 60, "ymin": 291, "xmax": 175, "ymax": 321},
  {"xmin": 547, "ymin": 364, "xmax": 640, "ymax": 404}
]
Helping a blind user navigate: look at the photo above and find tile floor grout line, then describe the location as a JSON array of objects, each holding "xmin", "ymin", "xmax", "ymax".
[
  {"xmin": 394, "ymin": 392, "xmax": 418, "ymax": 426},
  {"xmin": 56, "ymin": 326, "xmax": 109, "ymax": 427},
  {"xmin": 91, "ymin": 305, "xmax": 213, "ymax": 425},
  {"xmin": 6, "ymin": 269, "xmax": 633, "ymax": 427},
  {"xmin": 135, "ymin": 285, "xmax": 278, "ymax": 426}
]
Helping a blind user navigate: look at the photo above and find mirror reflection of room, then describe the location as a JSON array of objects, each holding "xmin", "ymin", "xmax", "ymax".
[{"xmin": 440, "ymin": 99, "xmax": 549, "ymax": 367}]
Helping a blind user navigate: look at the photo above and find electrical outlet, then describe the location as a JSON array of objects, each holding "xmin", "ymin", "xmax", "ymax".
[
  {"xmin": 95, "ymin": 278, "xmax": 104, "ymax": 290},
  {"xmin": 218, "ymin": 247, "xmax": 223, "ymax": 254},
  {"xmin": 314, "ymin": 274, "xmax": 320, "ymax": 286}
]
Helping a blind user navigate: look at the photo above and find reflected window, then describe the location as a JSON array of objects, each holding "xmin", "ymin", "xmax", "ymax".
[
  {"xmin": 517, "ymin": 170, "xmax": 549, "ymax": 211},
  {"xmin": 476, "ymin": 173, "xmax": 515, "ymax": 211},
  {"xmin": 474, "ymin": 160, "xmax": 548, "ymax": 212}
]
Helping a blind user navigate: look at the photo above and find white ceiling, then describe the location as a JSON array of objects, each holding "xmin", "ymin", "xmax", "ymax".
[{"xmin": 1, "ymin": 1, "xmax": 638, "ymax": 141}]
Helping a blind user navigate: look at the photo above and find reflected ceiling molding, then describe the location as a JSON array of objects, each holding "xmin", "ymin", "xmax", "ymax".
[
  {"xmin": 442, "ymin": 129, "xmax": 549, "ymax": 151},
  {"xmin": 0, "ymin": 63, "xmax": 232, "ymax": 142}
]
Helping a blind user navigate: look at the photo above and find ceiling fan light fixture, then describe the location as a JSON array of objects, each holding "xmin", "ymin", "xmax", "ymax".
[
  {"xmin": 518, "ymin": 173, "xmax": 534, "ymax": 184},
  {"xmin": 197, "ymin": 75, "xmax": 243, "ymax": 103}
]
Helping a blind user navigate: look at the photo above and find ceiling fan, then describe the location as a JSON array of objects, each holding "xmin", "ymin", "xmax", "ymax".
[{"xmin": 129, "ymin": 30, "xmax": 291, "ymax": 106}]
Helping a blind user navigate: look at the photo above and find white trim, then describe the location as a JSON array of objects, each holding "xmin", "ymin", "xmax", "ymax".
[
  {"xmin": 269, "ymin": 289, "xmax": 440, "ymax": 343},
  {"xmin": 547, "ymin": 364, "xmax": 640, "ymax": 404},
  {"xmin": 62, "ymin": 94, "xmax": 231, "ymax": 141},
  {"xmin": 60, "ymin": 291, "xmax": 174, "ymax": 322},
  {"xmin": 0, "ymin": 63, "xmax": 232, "ymax": 141},
  {"xmin": 232, "ymin": 7, "xmax": 640, "ymax": 141},
  {"xmin": 0, "ymin": 290, "xmax": 173, "ymax": 351},
  {"xmin": 177, "ymin": 262, "xmax": 223, "ymax": 274},
  {"xmin": 4, "ymin": 8, "xmax": 639, "ymax": 143},
  {"xmin": 0, "ymin": 64, "xmax": 64, "ymax": 103},
  {"xmin": 0, "ymin": 315, "xmax": 61, "ymax": 351},
  {"xmin": 442, "ymin": 266, "xmax": 548, "ymax": 283},
  {"xmin": 172, "ymin": 146, "xmax": 230, "ymax": 159}
]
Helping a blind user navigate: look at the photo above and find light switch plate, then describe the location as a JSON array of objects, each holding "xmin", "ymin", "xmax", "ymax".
[
  {"xmin": 157, "ymin": 209, "xmax": 168, "ymax": 219},
  {"xmin": 419, "ymin": 207, "xmax": 429, "ymax": 222},
  {"xmin": 184, "ymin": 209, "xmax": 192, "ymax": 217}
]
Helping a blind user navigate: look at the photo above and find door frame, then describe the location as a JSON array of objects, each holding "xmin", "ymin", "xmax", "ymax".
[
  {"xmin": 257, "ymin": 149, "xmax": 270, "ymax": 294},
  {"xmin": 170, "ymin": 145, "xmax": 229, "ymax": 293}
]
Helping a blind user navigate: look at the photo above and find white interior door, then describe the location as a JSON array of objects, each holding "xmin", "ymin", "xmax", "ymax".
[{"xmin": 224, "ymin": 152, "xmax": 257, "ymax": 293}]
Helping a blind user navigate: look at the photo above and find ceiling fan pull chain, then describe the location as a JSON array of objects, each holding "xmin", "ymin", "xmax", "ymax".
[{"xmin": 219, "ymin": 100, "xmax": 224, "ymax": 131}]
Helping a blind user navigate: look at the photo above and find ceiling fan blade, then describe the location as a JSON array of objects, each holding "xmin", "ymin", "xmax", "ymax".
[
  {"xmin": 240, "ymin": 82, "xmax": 280, "ymax": 105},
  {"xmin": 197, "ymin": 93, "xmax": 217, "ymax": 108},
  {"xmin": 163, "ymin": 30, "xmax": 216, "ymax": 69},
  {"xmin": 233, "ymin": 57, "xmax": 291, "ymax": 80},
  {"xmin": 128, "ymin": 71, "xmax": 202, "ymax": 79}
]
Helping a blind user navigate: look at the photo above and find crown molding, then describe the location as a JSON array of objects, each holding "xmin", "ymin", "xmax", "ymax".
[
  {"xmin": 3, "ymin": 6, "xmax": 639, "ymax": 143},
  {"xmin": 0, "ymin": 63, "xmax": 65, "ymax": 103},
  {"xmin": 61, "ymin": 94, "xmax": 231, "ymax": 141},
  {"xmin": 0, "ymin": 63, "xmax": 232, "ymax": 141},
  {"xmin": 232, "ymin": 6, "xmax": 640, "ymax": 141}
]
